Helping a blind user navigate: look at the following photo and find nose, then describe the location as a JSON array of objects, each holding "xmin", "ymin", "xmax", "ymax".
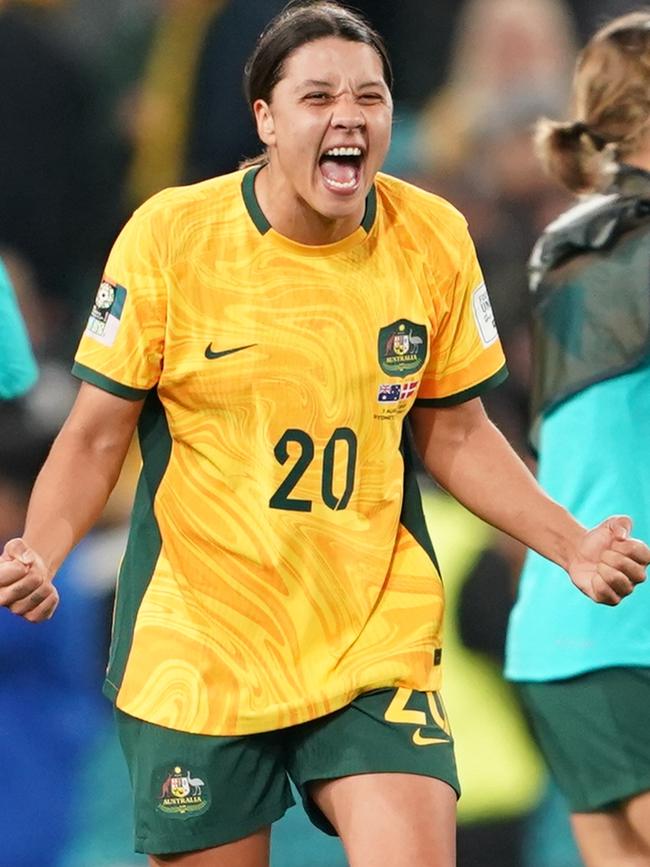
[{"xmin": 330, "ymin": 95, "xmax": 365, "ymax": 131}]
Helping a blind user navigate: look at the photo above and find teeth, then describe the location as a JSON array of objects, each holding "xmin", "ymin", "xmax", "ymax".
[
  {"xmin": 323, "ymin": 146, "xmax": 362, "ymax": 157},
  {"xmin": 325, "ymin": 177, "xmax": 357, "ymax": 190}
]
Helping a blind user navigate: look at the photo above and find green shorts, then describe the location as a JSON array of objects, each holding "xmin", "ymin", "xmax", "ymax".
[
  {"xmin": 116, "ymin": 687, "xmax": 459, "ymax": 855},
  {"xmin": 517, "ymin": 667, "xmax": 650, "ymax": 813}
]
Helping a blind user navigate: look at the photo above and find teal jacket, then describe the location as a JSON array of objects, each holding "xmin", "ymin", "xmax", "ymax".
[
  {"xmin": 527, "ymin": 165, "xmax": 650, "ymax": 451},
  {"xmin": 0, "ymin": 258, "xmax": 38, "ymax": 399},
  {"xmin": 506, "ymin": 166, "xmax": 650, "ymax": 681}
]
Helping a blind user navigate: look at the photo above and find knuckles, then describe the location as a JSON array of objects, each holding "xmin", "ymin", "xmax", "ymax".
[{"xmin": 591, "ymin": 578, "xmax": 622, "ymax": 606}]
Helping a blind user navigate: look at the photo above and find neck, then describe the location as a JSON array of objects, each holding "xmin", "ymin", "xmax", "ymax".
[{"xmin": 254, "ymin": 164, "xmax": 366, "ymax": 245}]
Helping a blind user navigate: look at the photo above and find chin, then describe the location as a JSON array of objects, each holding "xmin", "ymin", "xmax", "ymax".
[{"xmin": 316, "ymin": 187, "xmax": 365, "ymax": 220}]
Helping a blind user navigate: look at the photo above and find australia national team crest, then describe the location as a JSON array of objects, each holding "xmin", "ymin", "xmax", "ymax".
[
  {"xmin": 156, "ymin": 765, "xmax": 210, "ymax": 817},
  {"xmin": 378, "ymin": 320, "xmax": 428, "ymax": 377}
]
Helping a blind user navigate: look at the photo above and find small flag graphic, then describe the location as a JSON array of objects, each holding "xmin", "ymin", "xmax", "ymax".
[
  {"xmin": 399, "ymin": 380, "xmax": 418, "ymax": 400},
  {"xmin": 377, "ymin": 384, "xmax": 401, "ymax": 403}
]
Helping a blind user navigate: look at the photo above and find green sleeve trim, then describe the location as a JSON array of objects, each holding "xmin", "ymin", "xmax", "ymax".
[
  {"xmin": 414, "ymin": 364, "xmax": 509, "ymax": 408},
  {"xmin": 71, "ymin": 362, "xmax": 151, "ymax": 401}
]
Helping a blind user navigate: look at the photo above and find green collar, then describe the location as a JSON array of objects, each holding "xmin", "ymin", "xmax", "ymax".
[{"xmin": 241, "ymin": 165, "xmax": 377, "ymax": 237}]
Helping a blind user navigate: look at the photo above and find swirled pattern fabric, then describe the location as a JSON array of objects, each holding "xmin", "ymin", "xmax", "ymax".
[{"xmin": 73, "ymin": 168, "xmax": 505, "ymax": 734}]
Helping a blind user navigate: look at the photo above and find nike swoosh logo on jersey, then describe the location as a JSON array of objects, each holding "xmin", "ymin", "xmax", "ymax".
[
  {"xmin": 412, "ymin": 728, "xmax": 450, "ymax": 747},
  {"xmin": 204, "ymin": 343, "xmax": 257, "ymax": 360}
]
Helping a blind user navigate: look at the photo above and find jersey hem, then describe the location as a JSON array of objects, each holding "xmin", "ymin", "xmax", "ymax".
[
  {"xmin": 414, "ymin": 364, "xmax": 508, "ymax": 407},
  {"xmin": 107, "ymin": 672, "xmax": 443, "ymax": 736},
  {"xmin": 505, "ymin": 657, "xmax": 650, "ymax": 683},
  {"xmin": 72, "ymin": 362, "xmax": 151, "ymax": 400}
]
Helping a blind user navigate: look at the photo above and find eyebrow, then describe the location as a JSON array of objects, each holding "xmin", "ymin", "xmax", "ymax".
[{"xmin": 295, "ymin": 78, "xmax": 386, "ymax": 91}]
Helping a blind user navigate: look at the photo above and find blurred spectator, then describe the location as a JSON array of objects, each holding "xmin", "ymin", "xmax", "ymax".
[
  {"xmin": 405, "ymin": 0, "xmax": 579, "ymax": 450},
  {"xmin": 0, "ymin": 400, "xmax": 137, "ymax": 867},
  {"xmin": 414, "ymin": 0, "xmax": 577, "ymax": 180},
  {"xmin": 132, "ymin": 1, "xmax": 463, "ymax": 197},
  {"xmin": 127, "ymin": 0, "xmax": 228, "ymax": 205},
  {"xmin": 353, "ymin": 0, "xmax": 462, "ymax": 111},
  {"xmin": 0, "ymin": 405, "xmax": 104, "ymax": 867},
  {"xmin": 0, "ymin": 0, "xmax": 125, "ymax": 355},
  {"xmin": 412, "ymin": 0, "xmax": 577, "ymax": 333}
]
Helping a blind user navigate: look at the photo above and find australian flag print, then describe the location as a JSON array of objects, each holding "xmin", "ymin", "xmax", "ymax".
[
  {"xmin": 377, "ymin": 384, "xmax": 401, "ymax": 403},
  {"xmin": 377, "ymin": 380, "xmax": 419, "ymax": 403}
]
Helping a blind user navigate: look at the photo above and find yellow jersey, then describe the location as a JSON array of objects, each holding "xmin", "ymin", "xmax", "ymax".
[{"xmin": 73, "ymin": 167, "xmax": 506, "ymax": 735}]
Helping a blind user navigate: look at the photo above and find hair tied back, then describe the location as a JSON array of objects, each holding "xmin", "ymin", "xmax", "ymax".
[{"xmin": 572, "ymin": 121, "xmax": 607, "ymax": 151}]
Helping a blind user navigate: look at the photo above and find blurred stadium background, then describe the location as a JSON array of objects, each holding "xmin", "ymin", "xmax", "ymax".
[{"xmin": 0, "ymin": 0, "xmax": 640, "ymax": 864}]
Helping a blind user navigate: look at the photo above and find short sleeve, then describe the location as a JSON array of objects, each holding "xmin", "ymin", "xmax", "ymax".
[
  {"xmin": 0, "ymin": 259, "xmax": 38, "ymax": 400},
  {"xmin": 72, "ymin": 202, "xmax": 167, "ymax": 400},
  {"xmin": 416, "ymin": 224, "xmax": 507, "ymax": 406}
]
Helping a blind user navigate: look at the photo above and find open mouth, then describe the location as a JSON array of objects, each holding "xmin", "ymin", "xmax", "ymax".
[{"xmin": 318, "ymin": 146, "xmax": 364, "ymax": 194}]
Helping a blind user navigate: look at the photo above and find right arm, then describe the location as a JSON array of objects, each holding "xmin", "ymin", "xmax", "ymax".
[{"xmin": 0, "ymin": 382, "xmax": 144, "ymax": 621}]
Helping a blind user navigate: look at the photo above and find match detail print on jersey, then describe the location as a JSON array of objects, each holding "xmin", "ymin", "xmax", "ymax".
[{"xmin": 471, "ymin": 282, "xmax": 498, "ymax": 347}]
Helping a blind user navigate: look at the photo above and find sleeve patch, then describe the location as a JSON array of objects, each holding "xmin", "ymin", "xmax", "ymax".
[
  {"xmin": 85, "ymin": 278, "xmax": 127, "ymax": 347},
  {"xmin": 472, "ymin": 282, "xmax": 498, "ymax": 347}
]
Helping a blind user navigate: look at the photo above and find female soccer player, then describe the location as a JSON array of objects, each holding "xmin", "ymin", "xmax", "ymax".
[
  {"xmin": 505, "ymin": 12, "xmax": 650, "ymax": 867},
  {"xmin": 1, "ymin": 4, "xmax": 648, "ymax": 866}
]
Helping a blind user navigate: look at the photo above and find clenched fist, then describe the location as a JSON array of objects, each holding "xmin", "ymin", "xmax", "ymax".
[
  {"xmin": 0, "ymin": 538, "xmax": 58, "ymax": 622},
  {"xmin": 569, "ymin": 516, "xmax": 650, "ymax": 605}
]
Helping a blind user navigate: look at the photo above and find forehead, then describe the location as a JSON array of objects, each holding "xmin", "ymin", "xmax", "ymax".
[{"xmin": 280, "ymin": 36, "xmax": 386, "ymax": 87}]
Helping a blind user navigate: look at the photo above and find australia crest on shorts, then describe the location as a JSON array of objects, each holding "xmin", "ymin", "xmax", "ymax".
[
  {"xmin": 378, "ymin": 319, "xmax": 428, "ymax": 377},
  {"xmin": 156, "ymin": 765, "xmax": 210, "ymax": 817}
]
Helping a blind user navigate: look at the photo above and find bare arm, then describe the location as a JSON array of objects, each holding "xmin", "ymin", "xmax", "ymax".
[
  {"xmin": 409, "ymin": 399, "xmax": 649, "ymax": 604},
  {"xmin": 0, "ymin": 382, "xmax": 144, "ymax": 620}
]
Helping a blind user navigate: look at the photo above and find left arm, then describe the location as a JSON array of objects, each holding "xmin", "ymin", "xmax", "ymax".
[{"xmin": 409, "ymin": 398, "xmax": 650, "ymax": 605}]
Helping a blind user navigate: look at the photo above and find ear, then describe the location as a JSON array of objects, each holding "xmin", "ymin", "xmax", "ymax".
[{"xmin": 253, "ymin": 99, "xmax": 276, "ymax": 146}]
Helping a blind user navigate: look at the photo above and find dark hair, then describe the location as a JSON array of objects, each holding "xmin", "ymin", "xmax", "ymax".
[
  {"xmin": 241, "ymin": 0, "xmax": 393, "ymax": 167},
  {"xmin": 536, "ymin": 10, "xmax": 650, "ymax": 193}
]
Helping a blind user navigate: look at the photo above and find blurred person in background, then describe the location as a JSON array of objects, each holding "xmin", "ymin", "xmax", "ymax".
[
  {"xmin": 409, "ymin": 0, "xmax": 579, "ymax": 467},
  {"xmin": 128, "ymin": 0, "xmax": 461, "ymax": 204},
  {"xmin": 413, "ymin": 0, "xmax": 578, "ymax": 326},
  {"xmin": 505, "ymin": 12, "xmax": 650, "ymax": 867},
  {"xmin": 415, "ymin": 0, "xmax": 576, "ymax": 183},
  {"xmin": 0, "ymin": 255, "xmax": 38, "ymax": 400},
  {"xmin": 0, "ymin": 405, "xmax": 112, "ymax": 867},
  {"xmin": 0, "ymin": 0, "xmax": 127, "ymax": 357}
]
